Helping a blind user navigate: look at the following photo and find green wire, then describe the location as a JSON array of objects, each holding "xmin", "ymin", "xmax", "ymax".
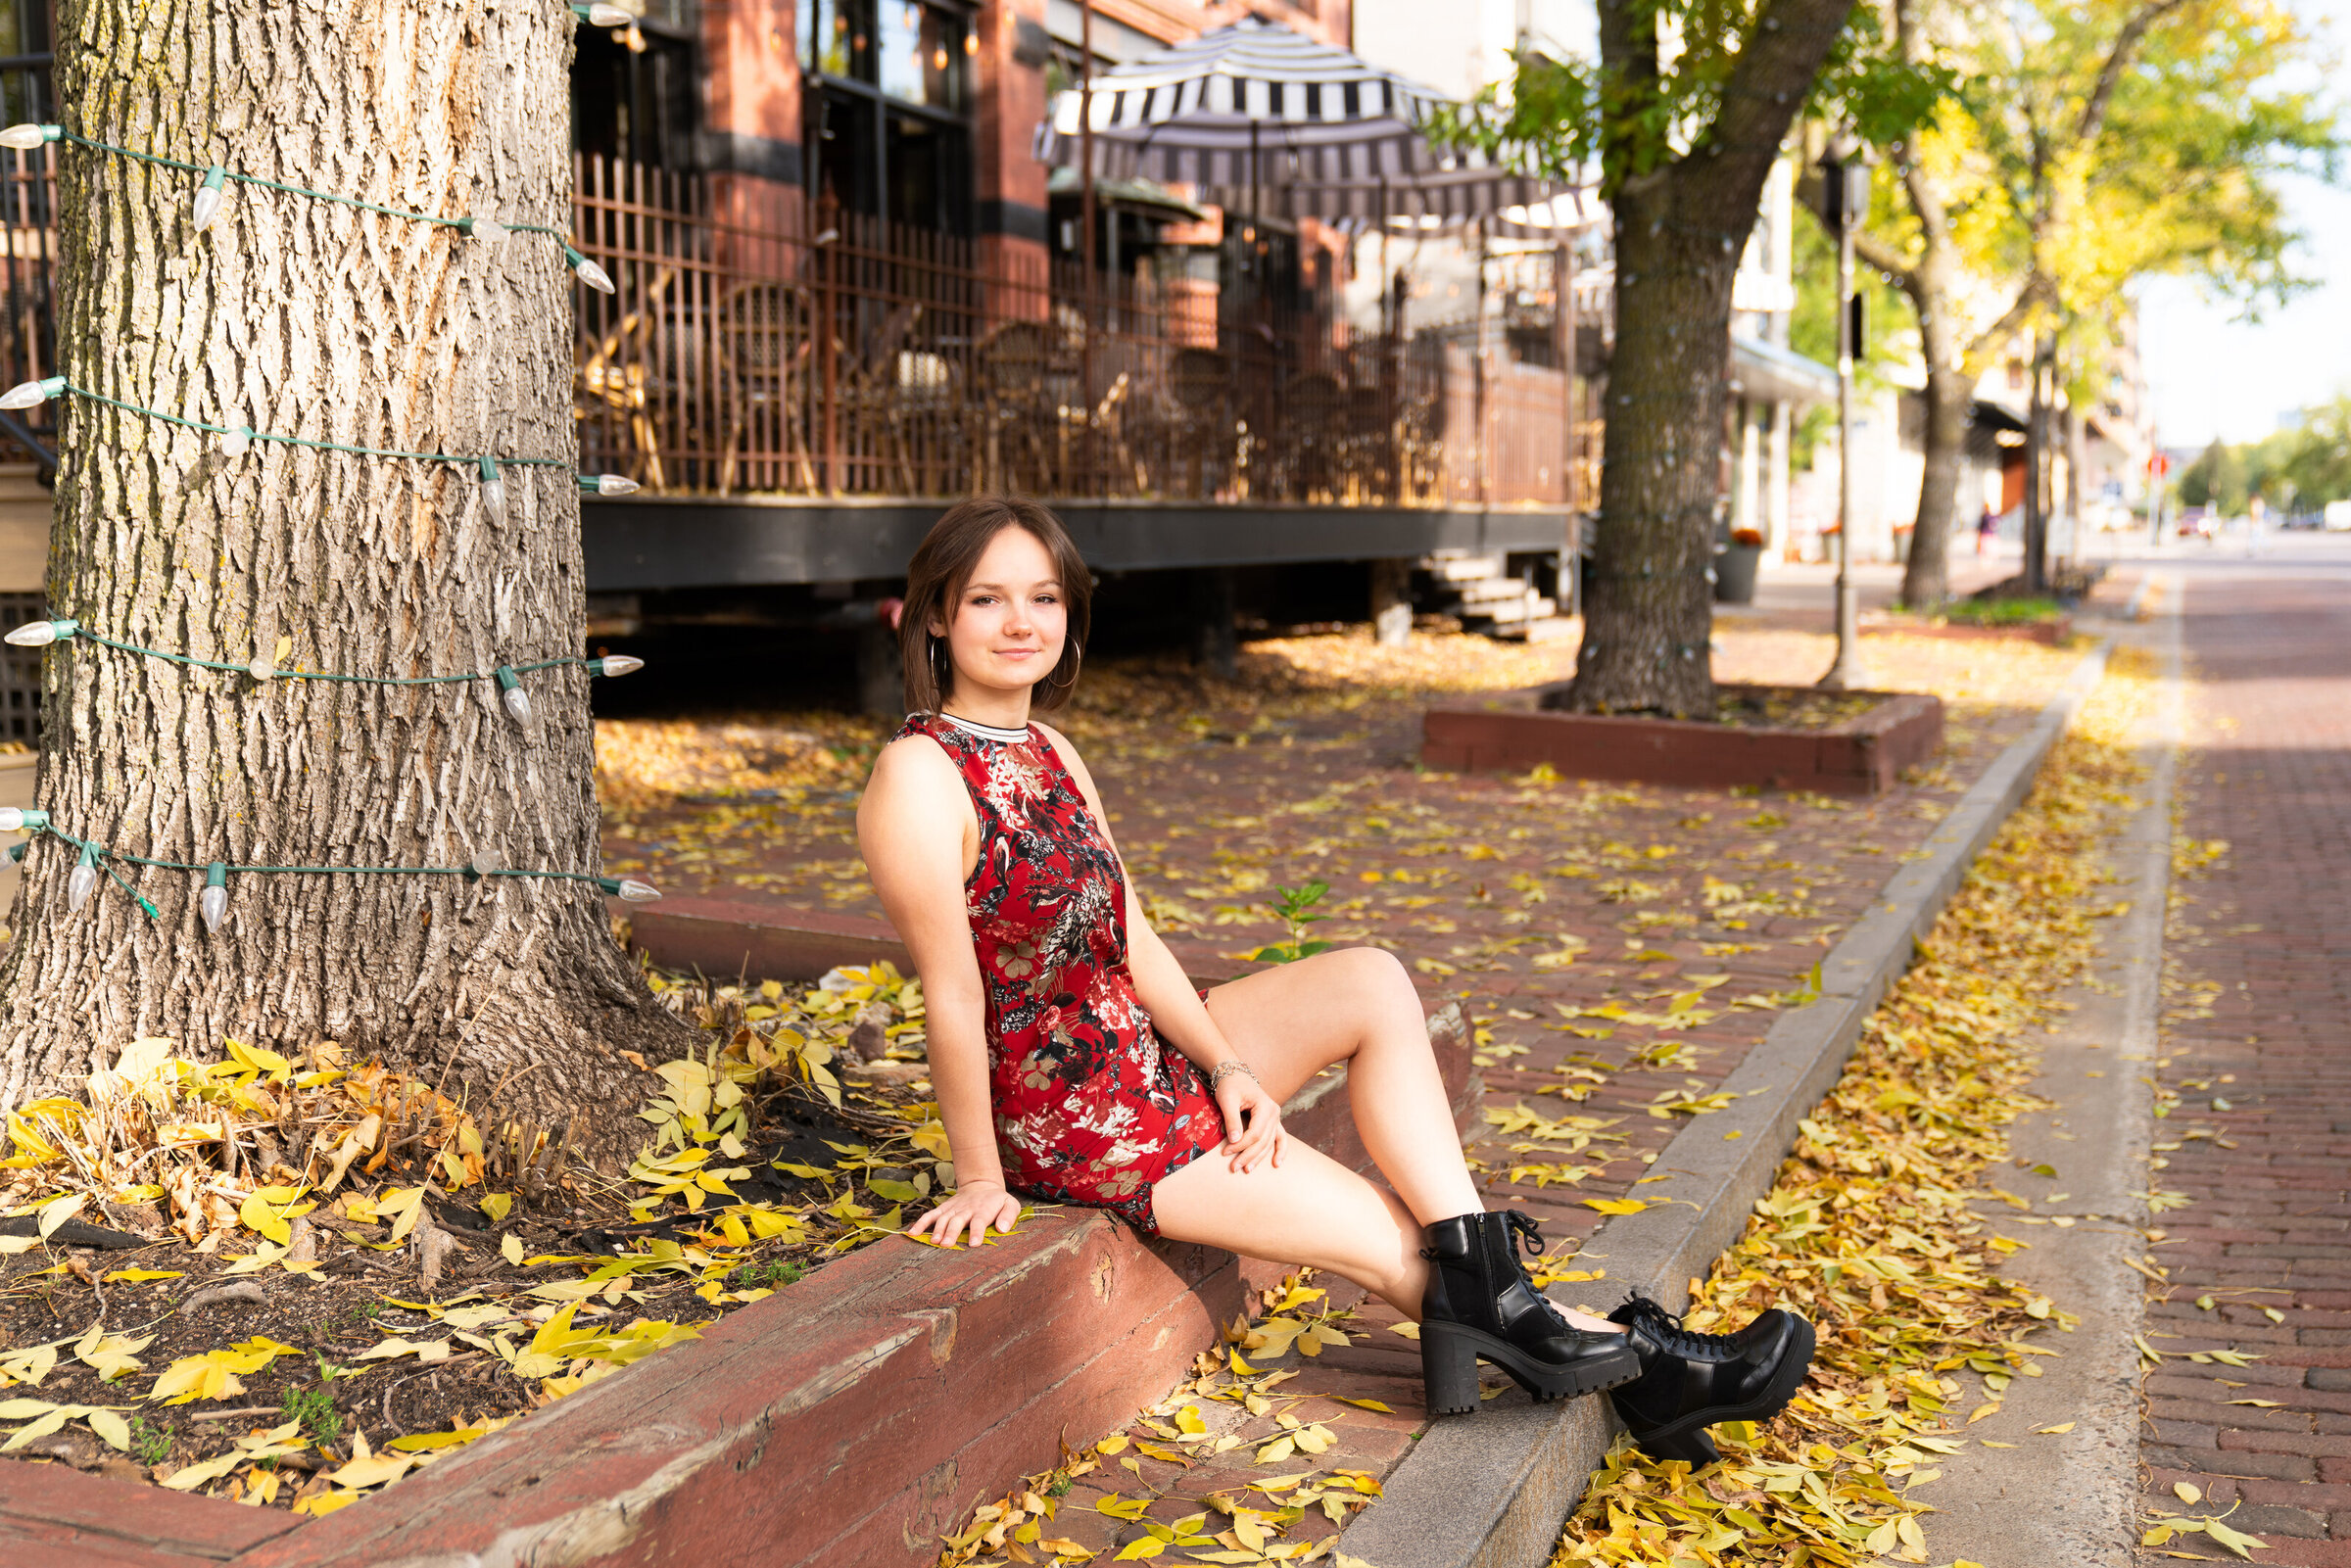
[
  {"xmin": 69, "ymin": 624, "xmax": 595, "ymax": 686},
  {"xmin": 56, "ymin": 129, "xmax": 567, "ymax": 241},
  {"xmin": 57, "ymin": 379, "xmax": 571, "ymax": 469},
  {"xmin": 28, "ymin": 825, "xmax": 625, "ymax": 921}
]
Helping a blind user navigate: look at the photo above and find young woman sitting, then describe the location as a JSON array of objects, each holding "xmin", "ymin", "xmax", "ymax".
[{"xmin": 855, "ymin": 498, "xmax": 1815, "ymax": 1462}]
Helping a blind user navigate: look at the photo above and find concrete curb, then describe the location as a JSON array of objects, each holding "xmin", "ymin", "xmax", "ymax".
[{"xmin": 1339, "ymin": 641, "xmax": 2118, "ymax": 1568}]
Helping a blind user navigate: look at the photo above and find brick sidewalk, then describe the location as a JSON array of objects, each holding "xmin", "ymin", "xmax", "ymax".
[{"xmin": 2138, "ymin": 551, "xmax": 2351, "ymax": 1565}]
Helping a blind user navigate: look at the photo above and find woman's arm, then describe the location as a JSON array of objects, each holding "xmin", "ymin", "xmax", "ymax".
[
  {"xmin": 856, "ymin": 736, "xmax": 1023, "ymax": 1246},
  {"xmin": 1034, "ymin": 725, "xmax": 1285, "ymax": 1172}
]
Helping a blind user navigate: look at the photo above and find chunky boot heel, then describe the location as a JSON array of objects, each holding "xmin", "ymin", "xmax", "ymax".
[
  {"xmin": 1418, "ymin": 1212, "xmax": 1639, "ymax": 1417},
  {"xmin": 1420, "ymin": 1322, "xmax": 1483, "ymax": 1416},
  {"xmin": 1607, "ymin": 1294, "xmax": 1815, "ymax": 1465}
]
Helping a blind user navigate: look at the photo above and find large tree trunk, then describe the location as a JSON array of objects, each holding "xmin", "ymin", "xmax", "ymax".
[
  {"xmin": 1901, "ymin": 359, "xmax": 1968, "ymax": 607},
  {"xmin": 1565, "ymin": 191, "xmax": 1733, "ymax": 717},
  {"xmin": 0, "ymin": 0, "xmax": 688, "ymax": 1159},
  {"xmin": 1566, "ymin": 0, "xmax": 1858, "ymax": 718}
]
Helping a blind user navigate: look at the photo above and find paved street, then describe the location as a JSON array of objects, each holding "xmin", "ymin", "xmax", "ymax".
[{"xmin": 2135, "ymin": 534, "xmax": 2351, "ymax": 1563}]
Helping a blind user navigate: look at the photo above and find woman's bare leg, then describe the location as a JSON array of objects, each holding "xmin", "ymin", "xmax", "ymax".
[
  {"xmin": 1151, "ymin": 1140, "xmax": 1428, "ymax": 1314},
  {"xmin": 1153, "ymin": 946, "xmax": 1622, "ymax": 1334},
  {"xmin": 1199, "ymin": 945, "xmax": 1477, "ymax": 1222}
]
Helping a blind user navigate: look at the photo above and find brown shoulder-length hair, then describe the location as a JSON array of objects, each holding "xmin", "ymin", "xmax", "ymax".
[{"xmin": 899, "ymin": 496, "xmax": 1092, "ymax": 715}]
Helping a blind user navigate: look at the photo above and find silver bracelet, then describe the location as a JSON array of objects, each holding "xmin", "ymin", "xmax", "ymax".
[{"xmin": 1209, "ymin": 1060, "xmax": 1257, "ymax": 1092}]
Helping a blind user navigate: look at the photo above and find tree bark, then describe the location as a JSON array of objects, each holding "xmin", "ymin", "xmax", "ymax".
[
  {"xmin": 1, "ymin": 0, "xmax": 688, "ymax": 1160},
  {"xmin": 1566, "ymin": 0, "xmax": 1856, "ymax": 717},
  {"xmin": 1568, "ymin": 183, "xmax": 1734, "ymax": 715}
]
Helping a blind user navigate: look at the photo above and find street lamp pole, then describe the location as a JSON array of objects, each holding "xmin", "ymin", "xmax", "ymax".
[{"xmin": 1819, "ymin": 137, "xmax": 1871, "ymax": 691}]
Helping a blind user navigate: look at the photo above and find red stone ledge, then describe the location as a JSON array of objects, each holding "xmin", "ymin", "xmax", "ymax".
[
  {"xmin": 618, "ymin": 895, "xmax": 914, "ymax": 982},
  {"xmin": 1, "ymin": 994, "xmax": 1470, "ymax": 1567},
  {"xmin": 1422, "ymin": 684, "xmax": 1944, "ymax": 796},
  {"xmin": 618, "ymin": 895, "xmax": 1248, "ymax": 992}
]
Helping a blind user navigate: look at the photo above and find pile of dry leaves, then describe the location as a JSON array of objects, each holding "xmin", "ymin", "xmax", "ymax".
[{"xmin": 0, "ymin": 958, "xmax": 958, "ymax": 1514}]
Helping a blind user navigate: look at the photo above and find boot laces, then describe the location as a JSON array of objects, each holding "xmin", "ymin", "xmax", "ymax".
[
  {"xmin": 1621, "ymin": 1294, "xmax": 1742, "ymax": 1359},
  {"xmin": 1504, "ymin": 1212, "xmax": 1579, "ymax": 1331}
]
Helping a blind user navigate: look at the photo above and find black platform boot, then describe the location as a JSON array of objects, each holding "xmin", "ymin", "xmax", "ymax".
[
  {"xmin": 1418, "ymin": 1211, "xmax": 1641, "ymax": 1415},
  {"xmin": 1606, "ymin": 1294, "xmax": 1817, "ymax": 1466}
]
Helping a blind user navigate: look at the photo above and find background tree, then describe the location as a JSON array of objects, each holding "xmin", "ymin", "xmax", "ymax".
[
  {"xmin": 0, "ymin": 0, "xmax": 686, "ymax": 1158},
  {"xmin": 1443, "ymin": 1, "xmax": 1944, "ymax": 717},
  {"xmin": 1852, "ymin": 0, "xmax": 2334, "ymax": 604},
  {"xmin": 2178, "ymin": 398, "xmax": 2351, "ymax": 513}
]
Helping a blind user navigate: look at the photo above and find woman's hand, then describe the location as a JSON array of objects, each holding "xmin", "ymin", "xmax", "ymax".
[
  {"xmin": 1213, "ymin": 1063, "xmax": 1285, "ymax": 1173},
  {"xmin": 908, "ymin": 1177, "xmax": 1024, "ymax": 1249}
]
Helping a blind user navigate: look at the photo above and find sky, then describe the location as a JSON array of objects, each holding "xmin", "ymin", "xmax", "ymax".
[{"xmin": 2136, "ymin": 2, "xmax": 2351, "ymax": 451}]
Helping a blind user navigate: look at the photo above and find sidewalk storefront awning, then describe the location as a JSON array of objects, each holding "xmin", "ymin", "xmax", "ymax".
[{"xmin": 1729, "ymin": 336, "xmax": 1838, "ymax": 408}]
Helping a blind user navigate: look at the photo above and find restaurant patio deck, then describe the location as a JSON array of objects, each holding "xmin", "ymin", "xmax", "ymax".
[{"xmin": 0, "ymin": 154, "xmax": 1593, "ymax": 592}]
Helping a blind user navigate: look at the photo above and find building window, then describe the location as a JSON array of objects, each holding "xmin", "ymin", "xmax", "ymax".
[
  {"xmin": 572, "ymin": 5, "xmax": 700, "ymax": 172},
  {"xmin": 0, "ymin": 0, "xmax": 52, "ymax": 123},
  {"xmin": 804, "ymin": 0, "xmax": 977, "ymax": 232}
]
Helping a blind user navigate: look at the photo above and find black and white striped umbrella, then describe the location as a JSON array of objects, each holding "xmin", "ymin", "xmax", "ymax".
[
  {"xmin": 1034, "ymin": 17, "xmax": 1578, "ymax": 227},
  {"xmin": 1034, "ymin": 16, "xmax": 1449, "ymax": 188},
  {"xmin": 1203, "ymin": 165, "xmax": 1579, "ymax": 228}
]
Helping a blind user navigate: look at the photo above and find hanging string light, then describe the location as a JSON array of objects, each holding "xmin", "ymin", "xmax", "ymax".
[
  {"xmin": 0, "ymin": 122, "xmax": 618, "ymax": 292},
  {"xmin": 0, "ymin": 374, "xmax": 638, "ymax": 494},
  {"xmin": 495, "ymin": 666, "xmax": 533, "ymax": 727},
  {"xmin": 67, "ymin": 843, "xmax": 98, "ymax": 912},
  {"xmin": 1, "ymin": 820, "xmax": 662, "ymax": 926},
  {"xmin": 1, "ymin": 616, "xmax": 647, "ymax": 694},
  {"xmin": 477, "ymin": 454, "xmax": 507, "ymax": 522},
  {"xmin": 191, "ymin": 165, "xmax": 228, "ymax": 231}
]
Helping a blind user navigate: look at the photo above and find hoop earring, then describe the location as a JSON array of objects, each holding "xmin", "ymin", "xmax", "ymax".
[{"xmin": 1049, "ymin": 637, "xmax": 1084, "ymax": 702}]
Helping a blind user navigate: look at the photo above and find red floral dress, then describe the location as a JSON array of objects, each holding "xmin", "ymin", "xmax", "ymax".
[{"xmin": 899, "ymin": 711, "xmax": 1224, "ymax": 1233}]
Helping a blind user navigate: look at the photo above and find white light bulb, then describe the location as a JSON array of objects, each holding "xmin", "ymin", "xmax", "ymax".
[
  {"xmin": 597, "ymin": 654, "xmax": 645, "ymax": 678},
  {"xmin": 592, "ymin": 473, "xmax": 640, "ymax": 496},
  {"xmin": 0, "ymin": 123, "xmax": 56, "ymax": 151},
  {"xmin": 5, "ymin": 618, "xmax": 65, "ymax": 646},
  {"xmin": 567, "ymin": 247, "xmax": 617, "ymax": 294},
  {"xmin": 68, "ymin": 853, "xmax": 96, "ymax": 913},
  {"xmin": 221, "ymin": 427, "xmax": 251, "ymax": 457},
  {"xmin": 587, "ymin": 3, "xmax": 634, "ymax": 24},
  {"xmin": 0, "ymin": 807, "xmax": 42, "ymax": 831},
  {"xmin": 496, "ymin": 665, "xmax": 532, "ymax": 727},
  {"xmin": 477, "ymin": 455, "xmax": 506, "ymax": 522},
  {"xmin": 0, "ymin": 376, "xmax": 64, "ymax": 411},
  {"xmin": 617, "ymin": 879, "xmax": 661, "ymax": 902},
  {"xmin": 192, "ymin": 166, "xmax": 228, "ymax": 233},
  {"xmin": 248, "ymin": 655, "xmax": 274, "ymax": 682},
  {"xmin": 469, "ymin": 215, "xmax": 508, "ymax": 244},
  {"xmin": 201, "ymin": 882, "xmax": 227, "ymax": 932}
]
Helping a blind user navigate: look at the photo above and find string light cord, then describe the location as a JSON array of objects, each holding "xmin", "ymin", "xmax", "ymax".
[
  {"xmin": 0, "ymin": 813, "xmax": 660, "ymax": 928},
  {"xmin": 0, "ymin": 376, "xmax": 640, "ymax": 503},
  {"xmin": 0, "ymin": 117, "xmax": 619, "ymax": 293},
  {"xmin": 6, "ymin": 618, "xmax": 644, "ymax": 720}
]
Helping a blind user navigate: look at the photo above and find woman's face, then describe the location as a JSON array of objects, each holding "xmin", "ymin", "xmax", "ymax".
[{"xmin": 935, "ymin": 525, "xmax": 1068, "ymax": 705}]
